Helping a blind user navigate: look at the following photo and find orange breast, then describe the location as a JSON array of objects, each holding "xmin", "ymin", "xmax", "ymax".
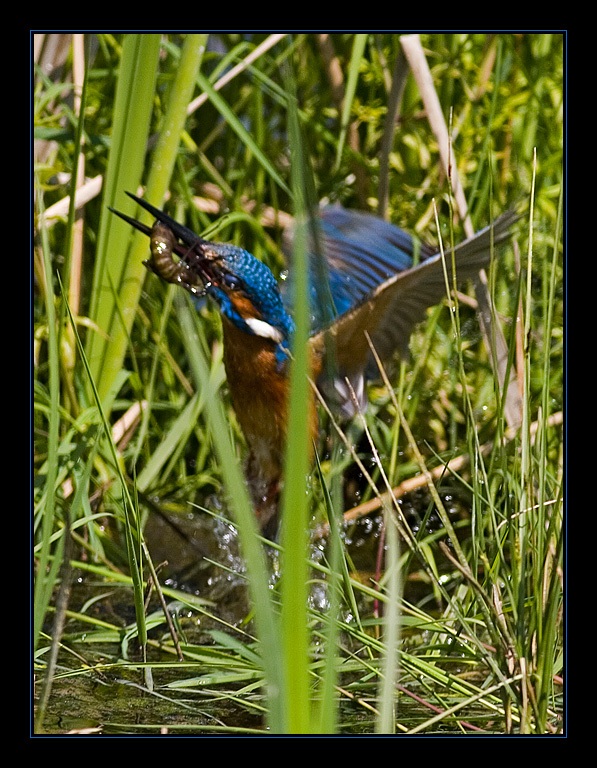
[{"xmin": 221, "ymin": 317, "xmax": 319, "ymax": 486}]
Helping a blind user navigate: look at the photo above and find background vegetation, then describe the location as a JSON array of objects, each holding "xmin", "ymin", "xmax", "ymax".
[{"xmin": 33, "ymin": 32, "xmax": 564, "ymax": 735}]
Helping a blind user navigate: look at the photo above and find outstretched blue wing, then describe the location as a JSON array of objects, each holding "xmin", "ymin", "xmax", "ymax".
[
  {"xmin": 284, "ymin": 204, "xmax": 518, "ymax": 415},
  {"xmin": 282, "ymin": 205, "xmax": 434, "ymax": 329}
]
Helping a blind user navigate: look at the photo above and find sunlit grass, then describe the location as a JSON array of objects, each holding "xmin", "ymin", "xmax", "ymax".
[{"xmin": 33, "ymin": 32, "xmax": 563, "ymax": 735}]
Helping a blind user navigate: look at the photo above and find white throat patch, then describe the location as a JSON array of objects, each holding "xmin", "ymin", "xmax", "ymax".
[{"xmin": 245, "ymin": 317, "xmax": 284, "ymax": 343}]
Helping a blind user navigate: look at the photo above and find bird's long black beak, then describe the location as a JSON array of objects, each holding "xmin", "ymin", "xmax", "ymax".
[
  {"xmin": 109, "ymin": 191, "xmax": 228, "ymax": 298},
  {"xmin": 108, "ymin": 192, "xmax": 208, "ymax": 259}
]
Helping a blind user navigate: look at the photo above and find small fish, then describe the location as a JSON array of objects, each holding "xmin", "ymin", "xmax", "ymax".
[
  {"xmin": 145, "ymin": 221, "xmax": 188, "ymax": 283},
  {"xmin": 146, "ymin": 221, "xmax": 179, "ymax": 279},
  {"xmin": 142, "ymin": 220, "xmax": 210, "ymax": 298},
  {"xmin": 109, "ymin": 194, "xmax": 212, "ymax": 296}
]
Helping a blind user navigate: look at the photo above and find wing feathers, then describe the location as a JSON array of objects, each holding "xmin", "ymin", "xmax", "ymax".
[{"xmin": 309, "ymin": 207, "xmax": 519, "ymax": 375}]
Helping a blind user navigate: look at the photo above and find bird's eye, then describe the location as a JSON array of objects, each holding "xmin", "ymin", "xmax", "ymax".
[{"xmin": 221, "ymin": 273, "xmax": 240, "ymax": 291}]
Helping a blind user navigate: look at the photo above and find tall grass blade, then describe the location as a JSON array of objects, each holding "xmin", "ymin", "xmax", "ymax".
[
  {"xmin": 85, "ymin": 34, "xmax": 161, "ymax": 404},
  {"xmin": 533, "ymin": 189, "xmax": 563, "ymax": 732},
  {"xmin": 376, "ymin": 510, "xmax": 401, "ymax": 734},
  {"xmin": 92, "ymin": 34, "xmax": 208, "ymax": 408},
  {"xmin": 278, "ymin": 63, "xmax": 313, "ymax": 734},
  {"xmin": 335, "ymin": 34, "xmax": 368, "ymax": 170},
  {"xmin": 93, "ymin": 35, "xmax": 210, "ymax": 410},
  {"xmin": 310, "ymin": 451, "xmax": 342, "ymax": 734},
  {"xmin": 176, "ymin": 294, "xmax": 286, "ymax": 732},
  {"xmin": 33, "ymin": 187, "xmax": 62, "ymax": 654}
]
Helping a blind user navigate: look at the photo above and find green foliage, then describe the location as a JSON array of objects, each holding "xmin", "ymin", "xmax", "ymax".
[{"xmin": 33, "ymin": 32, "xmax": 563, "ymax": 735}]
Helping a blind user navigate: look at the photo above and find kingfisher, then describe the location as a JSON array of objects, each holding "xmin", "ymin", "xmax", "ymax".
[{"xmin": 111, "ymin": 193, "xmax": 517, "ymax": 538}]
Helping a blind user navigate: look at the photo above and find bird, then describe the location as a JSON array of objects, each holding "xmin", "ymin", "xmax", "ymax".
[{"xmin": 111, "ymin": 192, "xmax": 518, "ymax": 539}]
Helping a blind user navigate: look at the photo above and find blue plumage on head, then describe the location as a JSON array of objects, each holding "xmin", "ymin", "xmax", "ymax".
[{"xmin": 203, "ymin": 243, "xmax": 295, "ymax": 351}]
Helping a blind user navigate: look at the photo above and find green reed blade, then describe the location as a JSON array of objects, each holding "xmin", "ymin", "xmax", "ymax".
[
  {"xmin": 334, "ymin": 33, "xmax": 368, "ymax": 170},
  {"xmin": 33, "ymin": 185, "xmax": 62, "ymax": 654},
  {"xmin": 89, "ymin": 35, "xmax": 208, "ymax": 410},
  {"xmin": 177, "ymin": 294, "xmax": 286, "ymax": 733},
  {"xmin": 85, "ymin": 34, "xmax": 161, "ymax": 401},
  {"xmin": 278, "ymin": 65, "xmax": 315, "ymax": 734}
]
